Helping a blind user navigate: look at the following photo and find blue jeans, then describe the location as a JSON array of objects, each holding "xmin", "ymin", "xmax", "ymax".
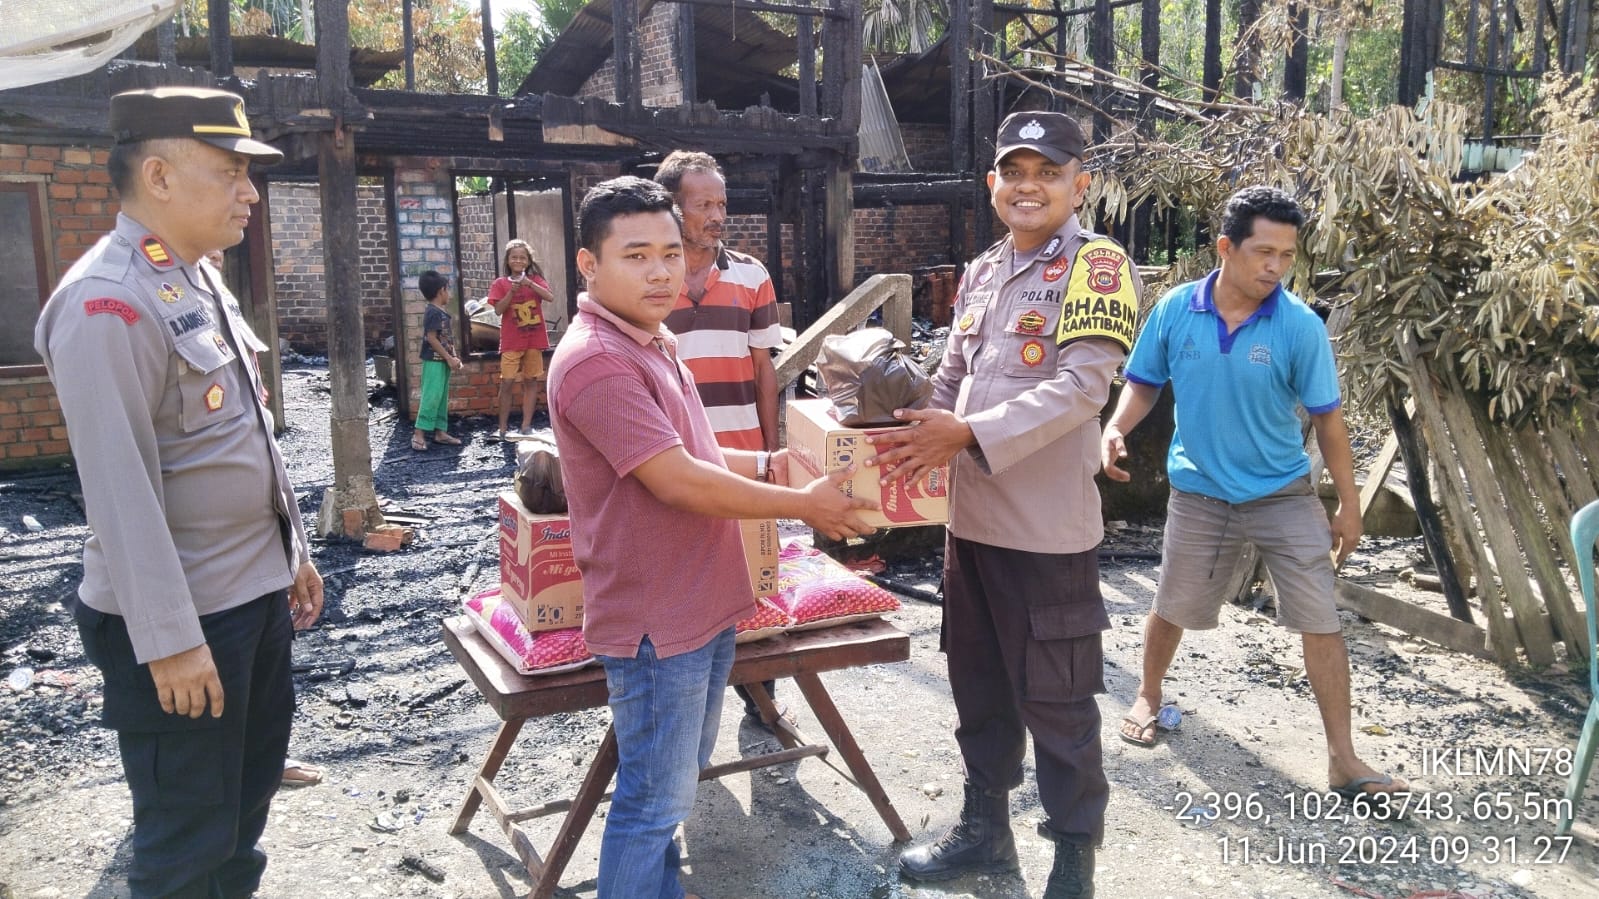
[{"xmin": 595, "ymin": 627, "xmax": 736, "ymax": 899}]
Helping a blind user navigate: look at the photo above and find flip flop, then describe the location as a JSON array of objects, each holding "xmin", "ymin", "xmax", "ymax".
[
  {"xmin": 410, "ymin": 436, "xmax": 427, "ymax": 451},
  {"xmin": 1330, "ymin": 773, "xmax": 1396, "ymax": 799},
  {"xmin": 433, "ymin": 433, "xmax": 462, "ymax": 445},
  {"xmin": 282, "ymin": 759, "xmax": 324, "ymax": 787},
  {"xmin": 1119, "ymin": 714, "xmax": 1158, "ymax": 748}
]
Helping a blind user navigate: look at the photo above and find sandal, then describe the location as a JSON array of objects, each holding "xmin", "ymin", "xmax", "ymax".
[
  {"xmin": 1119, "ymin": 713, "xmax": 1158, "ymax": 748},
  {"xmin": 433, "ymin": 432, "xmax": 462, "ymax": 445},
  {"xmin": 282, "ymin": 758, "xmax": 324, "ymax": 787},
  {"xmin": 410, "ymin": 435, "xmax": 427, "ymax": 451}
]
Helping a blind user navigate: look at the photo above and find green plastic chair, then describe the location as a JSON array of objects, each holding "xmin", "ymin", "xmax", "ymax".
[{"xmin": 1560, "ymin": 499, "xmax": 1599, "ymax": 836}]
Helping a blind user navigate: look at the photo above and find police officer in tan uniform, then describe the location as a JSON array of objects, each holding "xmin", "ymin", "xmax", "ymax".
[
  {"xmin": 34, "ymin": 87, "xmax": 322, "ymax": 898},
  {"xmin": 869, "ymin": 111, "xmax": 1140, "ymax": 898}
]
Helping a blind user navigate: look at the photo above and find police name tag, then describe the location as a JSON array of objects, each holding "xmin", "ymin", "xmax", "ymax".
[{"xmin": 1056, "ymin": 239, "xmax": 1137, "ymax": 351}]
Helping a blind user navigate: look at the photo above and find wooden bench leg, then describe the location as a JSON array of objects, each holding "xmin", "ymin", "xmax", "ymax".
[
  {"xmin": 451, "ymin": 717, "xmax": 526, "ymax": 835},
  {"xmin": 532, "ymin": 724, "xmax": 620, "ymax": 899},
  {"xmin": 739, "ymin": 679, "xmax": 804, "ymax": 749},
  {"xmin": 793, "ymin": 672, "xmax": 911, "ymax": 842}
]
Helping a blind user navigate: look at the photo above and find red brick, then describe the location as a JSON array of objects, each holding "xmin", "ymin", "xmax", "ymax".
[
  {"xmin": 74, "ymin": 201, "xmax": 103, "ymax": 215},
  {"xmin": 62, "ymin": 148, "xmax": 93, "ymax": 165},
  {"xmin": 0, "ymin": 414, "xmax": 23, "ymax": 429},
  {"xmin": 8, "ymin": 443, "xmax": 38, "ymax": 458},
  {"xmin": 0, "ymin": 400, "xmax": 16, "ymax": 415},
  {"xmin": 28, "ymin": 146, "xmax": 61, "ymax": 161},
  {"xmin": 24, "ymin": 159, "xmax": 54, "ymax": 174},
  {"xmin": 0, "ymin": 159, "xmax": 21, "ymax": 173},
  {"xmin": 342, "ymin": 508, "xmax": 366, "ymax": 539},
  {"xmin": 86, "ymin": 169, "xmax": 111, "ymax": 184},
  {"xmin": 54, "ymin": 168, "xmax": 85, "ymax": 184},
  {"xmin": 38, "ymin": 440, "xmax": 70, "ymax": 456},
  {"xmin": 78, "ymin": 185, "xmax": 109, "ymax": 200},
  {"xmin": 92, "ymin": 149, "xmax": 109, "ymax": 164},
  {"xmin": 48, "ymin": 183, "xmax": 76, "ymax": 199},
  {"xmin": 0, "ymin": 144, "xmax": 25, "ymax": 158},
  {"xmin": 20, "ymin": 427, "xmax": 48, "ymax": 441},
  {"xmin": 49, "ymin": 426, "xmax": 67, "ymax": 440},
  {"xmin": 18, "ymin": 398, "xmax": 49, "ymax": 412}
]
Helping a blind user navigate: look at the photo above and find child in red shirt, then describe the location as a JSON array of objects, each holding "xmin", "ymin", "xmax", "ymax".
[{"xmin": 489, "ymin": 238, "xmax": 554, "ymax": 438}]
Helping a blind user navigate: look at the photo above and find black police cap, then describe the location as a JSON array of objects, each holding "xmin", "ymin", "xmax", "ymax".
[
  {"xmin": 995, "ymin": 111, "xmax": 1085, "ymax": 166},
  {"xmin": 109, "ymin": 87, "xmax": 283, "ymax": 164}
]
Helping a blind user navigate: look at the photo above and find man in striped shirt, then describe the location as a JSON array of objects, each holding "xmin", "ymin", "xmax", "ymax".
[{"xmin": 657, "ymin": 150, "xmax": 786, "ymax": 725}]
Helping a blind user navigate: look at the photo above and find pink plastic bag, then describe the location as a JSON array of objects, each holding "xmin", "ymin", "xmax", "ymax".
[
  {"xmin": 463, "ymin": 588, "xmax": 592, "ymax": 675},
  {"xmin": 736, "ymin": 596, "xmax": 794, "ymax": 644},
  {"xmin": 772, "ymin": 542, "xmax": 900, "ymax": 630}
]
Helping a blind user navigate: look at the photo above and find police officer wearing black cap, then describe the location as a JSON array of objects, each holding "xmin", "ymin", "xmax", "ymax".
[
  {"xmin": 34, "ymin": 87, "xmax": 322, "ymax": 898},
  {"xmin": 868, "ymin": 110, "xmax": 1143, "ymax": 898}
]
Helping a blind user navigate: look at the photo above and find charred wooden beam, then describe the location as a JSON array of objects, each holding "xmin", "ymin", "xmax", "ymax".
[
  {"xmin": 403, "ymin": 0, "xmax": 416, "ymax": 90},
  {"xmin": 613, "ymin": 0, "xmax": 642, "ymax": 112},
  {"xmin": 676, "ymin": 3, "xmax": 697, "ymax": 104},
  {"xmin": 209, "ymin": 0, "xmax": 233, "ymax": 78},
  {"xmin": 852, "ymin": 180, "xmax": 967, "ymax": 206},
  {"xmin": 1388, "ymin": 395, "xmax": 1474, "ymax": 622},
  {"xmin": 1284, "ymin": 2, "xmax": 1309, "ymax": 101},
  {"xmin": 797, "ymin": 14, "xmax": 816, "ymax": 118},
  {"xmin": 1203, "ymin": 0, "xmax": 1222, "ymax": 101},
  {"xmin": 539, "ymin": 94, "xmax": 850, "ymax": 153},
  {"xmin": 481, "ymin": 0, "xmax": 499, "ymax": 97},
  {"xmin": 668, "ymin": 0, "xmax": 850, "ymax": 18}
]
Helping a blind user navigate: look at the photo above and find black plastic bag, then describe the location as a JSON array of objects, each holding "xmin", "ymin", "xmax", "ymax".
[
  {"xmin": 815, "ymin": 327, "xmax": 933, "ymax": 426},
  {"xmin": 514, "ymin": 437, "xmax": 567, "ymax": 514}
]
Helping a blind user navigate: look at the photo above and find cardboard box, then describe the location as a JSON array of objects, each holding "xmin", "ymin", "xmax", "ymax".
[
  {"xmin": 741, "ymin": 518, "xmax": 779, "ymax": 598},
  {"xmin": 499, "ymin": 491, "xmax": 584, "ymax": 632},
  {"xmin": 784, "ymin": 398, "xmax": 950, "ymax": 528}
]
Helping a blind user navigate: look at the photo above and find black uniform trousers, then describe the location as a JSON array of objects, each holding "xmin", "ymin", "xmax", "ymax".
[
  {"xmin": 75, "ymin": 591, "xmax": 294, "ymax": 899},
  {"xmin": 942, "ymin": 535, "xmax": 1110, "ymax": 844}
]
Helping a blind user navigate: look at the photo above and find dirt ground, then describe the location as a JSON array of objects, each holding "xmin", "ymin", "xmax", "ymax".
[{"xmin": 1, "ymin": 363, "xmax": 1596, "ymax": 899}]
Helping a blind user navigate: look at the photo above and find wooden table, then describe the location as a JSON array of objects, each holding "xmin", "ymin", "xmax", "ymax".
[{"xmin": 442, "ymin": 616, "xmax": 913, "ymax": 898}]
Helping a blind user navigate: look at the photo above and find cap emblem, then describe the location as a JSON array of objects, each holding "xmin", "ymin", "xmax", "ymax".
[{"xmin": 1018, "ymin": 120, "xmax": 1046, "ymax": 141}]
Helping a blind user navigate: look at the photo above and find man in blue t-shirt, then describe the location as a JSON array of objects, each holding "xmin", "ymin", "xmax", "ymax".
[{"xmin": 1101, "ymin": 186, "xmax": 1405, "ymax": 801}]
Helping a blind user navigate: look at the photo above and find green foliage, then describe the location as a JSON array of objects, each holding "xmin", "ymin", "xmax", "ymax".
[
  {"xmin": 528, "ymin": 0, "xmax": 587, "ymax": 56},
  {"xmin": 496, "ymin": 9, "xmax": 540, "ymax": 97},
  {"xmin": 863, "ymin": 0, "xmax": 947, "ymax": 54}
]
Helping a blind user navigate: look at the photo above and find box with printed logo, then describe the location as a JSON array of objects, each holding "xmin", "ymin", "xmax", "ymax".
[
  {"xmin": 499, "ymin": 491, "xmax": 584, "ymax": 632},
  {"xmin": 741, "ymin": 517, "xmax": 779, "ymax": 598},
  {"xmin": 784, "ymin": 398, "xmax": 950, "ymax": 529}
]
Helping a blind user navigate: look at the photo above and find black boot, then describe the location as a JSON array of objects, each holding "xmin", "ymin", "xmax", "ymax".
[
  {"xmin": 898, "ymin": 783, "xmax": 1018, "ymax": 882},
  {"xmin": 1040, "ymin": 829, "xmax": 1096, "ymax": 899}
]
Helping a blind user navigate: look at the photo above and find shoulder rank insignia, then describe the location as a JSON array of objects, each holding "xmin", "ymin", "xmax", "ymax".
[
  {"xmin": 139, "ymin": 236, "xmax": 174, "ymax": 268},
  {"xmin": 1056, "ymin": 238, "xmax": 1138, "ymax": 352}
]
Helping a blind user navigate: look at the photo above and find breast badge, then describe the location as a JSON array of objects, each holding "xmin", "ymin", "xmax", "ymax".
[
  {"xmin": 1020, "ymin": 340, "xmax": 1046, "ymax": 367},
  {"xmin": 204, "ymin": 383, "xmax": 225, "ymax": 412},
  {"xmin": 157, "ymin": 282, "xmax": 184, "ymax": 304},
  {"xmin": 957, "ymin": 312, "xmax": 976, "ymax": 332},
  {"xmin": 1015, "ymin": 310, "xmax": 1046, "ymax": 335},
  {"xmin": 1042, "ymin": 255, "xmax": 1070, "ymax": 283}
]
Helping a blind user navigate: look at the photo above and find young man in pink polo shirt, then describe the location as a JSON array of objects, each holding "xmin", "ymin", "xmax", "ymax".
[{"xmin": 547, "ymin": 176, "xmax": 876, "ymax": 899}]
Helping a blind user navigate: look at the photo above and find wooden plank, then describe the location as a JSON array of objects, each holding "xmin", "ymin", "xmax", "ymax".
[
  {"xmin": 1398, "ymin": 334, "xmax": 1521, "ymax": 664},
  {"xmin": 1431, "ymin": 363, "xmax": 1557, "ymax": 666},
  {"xmin": 1513, "ymin": 420, "xmax": 1583, "ymax": 591},
  {"xmin": 1335, "ymin": 580, "xmax": 1492, "ymax": 659},
  {"xmin": 794, "ymin": 672, "xmax": 912, "ymax": 841},
  {"xmin": 676, "ymin": 3, "xmax": 697, "ymax": 104},
  {"xmin": 1358, "ymin": 431, "xmax": 1403, "ymax": 521},
  {"xmin": 612, "ymin": 0, "xmax": 641, "ymax": 111},
  {"xmin": 773, "ymin": 274, "xmax": 913, "ymax": 388},
  {"xmin": 1544, "ymin": 419, "xmax": 1599, "ymax": 510},
  {"xmin": 1470, "ymin": 394, "xmax": 1586, "ymax": 659},
  {"xmin": 823, "ymin": 158, "xmax": 855, "ymax": 308}
]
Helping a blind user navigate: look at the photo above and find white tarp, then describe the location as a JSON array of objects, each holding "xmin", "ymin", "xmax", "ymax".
[{"xmin": 1, "ymin": 0, "xmax": 179, "ymax": 90}]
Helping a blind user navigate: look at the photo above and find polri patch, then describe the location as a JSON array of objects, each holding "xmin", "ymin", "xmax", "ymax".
[
  {"xmin": 1020, "ymin": 339, "xmax": 1046, "ymax": 367},
  {"xmin": 1041, "ymin": 255, "xmax": 1070, "ymax": 283},
  {"xmin": 157, "ymin": 282, "xmax": 184, "ymax": 304},
  {"xmin": 1015, "ymin": 310, "xmax": 1046, "ymax": 335},
  {"xmin": 84, "ymin": 298, "xmax": 139, "ymax": 324},
  {"xmin": 1056, "ymin": 238, "xmax": 1138, "ymax": 351},
  {"xmin": 140, "ymin": 236, "xmax": 174, "ymax": 268},
  {"xmin": 957, "ymin": 312, "xmax": 976, "ymax": 332},
  {"xmin": 204, "ymin": 383, "xmax": 225, "ymax": 412}
]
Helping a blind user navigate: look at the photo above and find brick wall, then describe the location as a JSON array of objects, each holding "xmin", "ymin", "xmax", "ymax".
[
  {"xmin": 854, "ymin": 204, "xmax": 955, "ymax": 278},
  {"xmin": 578, "ymin": 5, "xmax": 680, "ymax": 106},
  {"xmin": 269, "ymin": 182, "xmax": 393, "ymax": 354},
  {"xmin": 900, "ymin": 123, "xmax": 953, "ymax": 172},
  {"xmin": 393, "ymin": 163, "xmax": 500, "ymax": 418},
  {"xmin": 458, "ymin": 193, "xmax": 497, "ymax": 306},
  {"xmin": 1, "ymin": 142, "xmax": 114, "ymax": 467}
]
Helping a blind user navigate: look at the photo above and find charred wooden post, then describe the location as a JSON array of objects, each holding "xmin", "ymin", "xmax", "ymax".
[
  {"xmin": 1091, "ymin": 0, "xmax": 1113, "ymax": 142},
  {"xmin": 971, "ymin": 0, "xmax": 996, "ymax": 248},
  {"xmin": 1399, "ymin": 0, "xmax": 1444, "ymax": 107},
  {"xmin": 481, "ymin": 0, "xmax": 499, "ymax": 96},
  {"xmin": 613, "ymin": 0, "xmax": 642, "ymax": 112},
  {"xmin": 208, "ymin": 0, "xmax": 233, "ymax": 78},
  {"xmin": 403, "ymin": 0, "xmax": 416, "ymax": 90},
  {"xmin": 1203, "ymin": 0, "xmax": 1223, "ymax": 102},
  {"xmin": 156, "ymin": 20, "xmax": 176, "ymax": 66},
  {"xmin": 239, "ymin": 178, "xmax": 286, "ymax": 433},
  {"xmin": 1387, "ymin": 396, "xmax": 1473, "ymax": 623},
  {"xmin": 1235, "ymin": 0, "xmax": 1262, "ymax": 99},
  {"xmin": 676, "ymin": 3, "xmax": 698, "ymax": 104},
  {"xmin": 950, "ymin": 0, "xmax": 970, "ymax": 174},
  {"xmin": 315, "ymin": 0, "xmax": 381, "ymax": 531},
  {"xmin": 1283, "ymin": 2, "xmax": 1309, "ymax": 101}
]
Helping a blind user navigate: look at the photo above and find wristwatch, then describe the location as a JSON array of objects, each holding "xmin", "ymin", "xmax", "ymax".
[{"xmin": 755, "ymin": 450, "xmax": 770, "ymax": 482}]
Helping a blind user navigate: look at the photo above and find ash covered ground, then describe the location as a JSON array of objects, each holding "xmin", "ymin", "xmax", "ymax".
[{"xmin": 0, "ymin": 363, "xmax": 1595, "ymax": 898}]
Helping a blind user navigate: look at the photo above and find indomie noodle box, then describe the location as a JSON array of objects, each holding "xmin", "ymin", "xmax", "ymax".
[
  {"xmin": 499, "ymin": 491, "xmax": 584, "ymax": 632},
  {"xmin": 785, "ymin": 397, "xmax": 950, "ymax": 529}
]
